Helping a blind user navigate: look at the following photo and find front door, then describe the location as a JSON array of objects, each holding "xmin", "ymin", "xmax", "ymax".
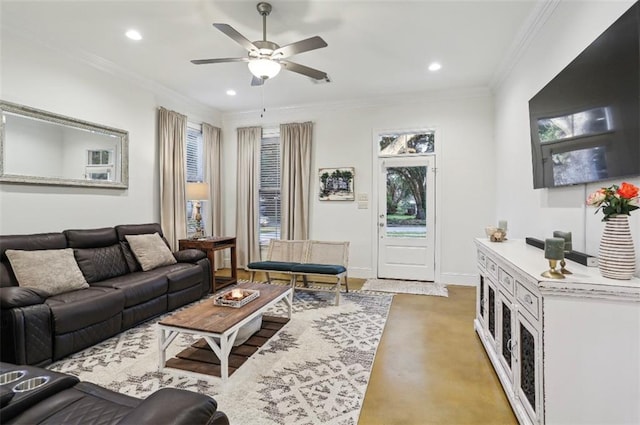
[{"xmin": 377, "ymin": 155, "xmax": 435, "ymax": 280}]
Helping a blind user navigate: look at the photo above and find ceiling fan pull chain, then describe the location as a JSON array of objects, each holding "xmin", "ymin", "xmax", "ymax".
[{"xmin": 260, "ymin": 84, "xmax": 266, "ymax": 118}]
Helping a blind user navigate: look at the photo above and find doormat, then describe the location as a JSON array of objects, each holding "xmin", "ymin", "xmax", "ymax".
[{"xmin": 362, "ymin": 278, "xmax": 448, "ymax": 297}]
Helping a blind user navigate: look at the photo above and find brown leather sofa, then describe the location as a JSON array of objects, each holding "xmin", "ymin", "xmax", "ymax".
[
  {"xmin": 0, "ymin": 223, "xmax": 210, "ymax": 366},
  {"xmin": 0, "ymin": 362, "xmax": 229, "ymax": 424}
]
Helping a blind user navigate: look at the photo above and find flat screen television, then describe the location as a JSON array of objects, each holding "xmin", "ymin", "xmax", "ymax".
[{"xmin": 528, "ymin": 1, "xmax": 640, "ymax": 189}]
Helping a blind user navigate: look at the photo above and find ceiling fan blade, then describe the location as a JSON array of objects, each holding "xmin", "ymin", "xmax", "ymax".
[
  {"xmin": 272, "ymin": 36, "xmax": 327, "ymax": 59},
  {"xmin": 280, "ymin": 60, "xmax": 328, "ymax": 81},
  {"xmin": 251, "ymin": 76, "xmax": 265, "ymax": 86},
  {"xmin": 213, "ymin": 23, "xmax": 258, "ymax": 53},
  {"xmin": 191, "ymin": 57, "xmax": 249, "ymax": 65}
]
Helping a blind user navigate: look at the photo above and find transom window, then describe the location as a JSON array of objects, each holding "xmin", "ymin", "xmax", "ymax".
[{"xmin": 378, "ymin": 130, "xmax": 435, "ymax": 156}]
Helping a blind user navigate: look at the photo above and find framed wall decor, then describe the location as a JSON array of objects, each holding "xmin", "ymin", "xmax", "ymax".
[{"xmin": 319, "ymin": 167, "xmax": 355, "ymax": 201}]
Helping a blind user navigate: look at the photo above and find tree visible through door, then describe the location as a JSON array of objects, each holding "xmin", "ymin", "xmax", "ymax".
[{"xmin": 377, "ymin": 130, "xmax": 435, "ymax": 281}]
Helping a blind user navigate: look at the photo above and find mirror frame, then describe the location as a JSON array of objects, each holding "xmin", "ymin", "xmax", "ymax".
[{"xmin": 0, "ymin": 100, "xmax": 129, "ymax": 189}]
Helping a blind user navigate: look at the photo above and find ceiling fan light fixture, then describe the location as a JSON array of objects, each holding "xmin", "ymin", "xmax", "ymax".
[{"xmin": 248, "ymin": 59, "xmax": 281, "ymax": 80}]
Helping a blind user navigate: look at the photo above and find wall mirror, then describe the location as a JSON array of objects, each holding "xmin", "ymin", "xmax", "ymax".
[{"xmin": 0, "ymin": 100, "xmax": 129, "ymax": 189}]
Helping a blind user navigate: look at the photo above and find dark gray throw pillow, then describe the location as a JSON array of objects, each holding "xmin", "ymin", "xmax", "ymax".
[
  {"xmin": 120, "ymin": 241, "xmax": 142, "ymax": 273},
  {"xmin": 74, "ymin": 245, "xmax": 129, "ymax": 283}
]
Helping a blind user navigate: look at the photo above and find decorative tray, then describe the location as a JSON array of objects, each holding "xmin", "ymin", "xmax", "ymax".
[{"xmin": 214, "ymin": 289, "xmax": 260, "ymax": 308}]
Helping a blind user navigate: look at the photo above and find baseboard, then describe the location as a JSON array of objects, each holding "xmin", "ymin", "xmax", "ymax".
[
  {"xmin": 346, "ymin": 267, "xmax": 374, "ymax": 279},
  {"xmin": 438, "ymin": 272, "xmax": 476, "ymax": 286},
  {"xmin": 526, "ymin": 237, "xmax": 598, "ymax": 267}
]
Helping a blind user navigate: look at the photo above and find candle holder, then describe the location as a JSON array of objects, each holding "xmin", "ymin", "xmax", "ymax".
[
  {"xmin": 541, "ymin": 259, "xmax": 565, "ymax": 279},
  {"xmin": 560, "ymin": 258, "xmax": 573, "ymax": 275}
]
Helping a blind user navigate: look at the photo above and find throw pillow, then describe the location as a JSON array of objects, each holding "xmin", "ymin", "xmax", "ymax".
[
  {"xmin": 125, "ymin": 232, "xmax": 177, "ymax": 271},
  {"xmin": 74, "ymin": 245, "xmax": 129, "ymax": 283},
  {"xmin": 120, "ymin": 241, "xmax": 142, "ymax": 272},
  {"xmin": 5, "ymin": 248, "xmax": 89, "ymax": 296}
]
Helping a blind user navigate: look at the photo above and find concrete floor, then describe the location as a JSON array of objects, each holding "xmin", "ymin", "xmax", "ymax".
[{"xmin": 232, "ymin": 270, "xmax": 517, "ymax": 424}]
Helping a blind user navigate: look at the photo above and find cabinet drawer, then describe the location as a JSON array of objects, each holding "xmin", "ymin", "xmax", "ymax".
[
  {"xmin": 498, "ymin": 267, "xmax": 514, "ymax": 295},
  {"xmin": 486, "ymin": 258, "xmax": 498, "ymax": 279},
  {"xmin": 477, "ymin": 250, "xmax": 487, "ymax": 269},
  {"xmin": 516, "ymin": 281, "xmax": 539, "ymax": 320}
]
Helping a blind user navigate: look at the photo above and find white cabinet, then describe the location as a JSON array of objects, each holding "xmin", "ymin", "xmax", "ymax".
[{"xmin": 474, "ymin": 239, "xmax": 640, "ymax": 425}]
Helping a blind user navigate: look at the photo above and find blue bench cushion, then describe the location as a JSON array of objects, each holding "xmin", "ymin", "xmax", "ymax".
[
  {"xmin": 247, "ymin": 261, "xmax": 299, "ymax": 271},
  {"xmin": 291, "ymin": 263, "xmax": 346, "ymax": 275}
]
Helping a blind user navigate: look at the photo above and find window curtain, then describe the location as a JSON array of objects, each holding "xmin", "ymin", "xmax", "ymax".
[
  {"xmin": 236, "ymin": 126, "xmax": 262, "ymax": 267},
  {"xmin": 280, "ymin": 122, "xmax": 313, "ymax": 240},
  {"xmin": 203, "ymin": 123, "xmax": 223, "ymax": 268},
  {"xmin": 158, "ymin": 107, "xmax": 188, "ymax": 250}
]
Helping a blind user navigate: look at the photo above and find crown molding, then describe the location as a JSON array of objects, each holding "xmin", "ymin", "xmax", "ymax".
[
  {"xmin": 489, "ymin": 0, "xmax": 561, "ymax": 91},
  {"xmin": 2, "ymin": 25, "xmax": 221, "ymax": 119},
  {"xmin": 222, "ymin": 86, "xmax": 492, "ymax": 121}
]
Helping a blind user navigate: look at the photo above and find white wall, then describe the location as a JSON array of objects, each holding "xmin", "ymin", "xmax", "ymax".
[
  {"xmin": 494, "ymin": 0, "xmax": 640, "ymax": 277},
  {"xmin": 222, "ymin": 89, "xmax": 496, "ymax": 283},
  {"xmin": 0, "ymin": 32, "xmax": 221, "ymax": 234}
]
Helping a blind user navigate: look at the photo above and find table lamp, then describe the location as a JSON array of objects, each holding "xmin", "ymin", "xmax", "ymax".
[{"xmin": 186, "ymin": 182, "xmax": 209, "ymax": 239}]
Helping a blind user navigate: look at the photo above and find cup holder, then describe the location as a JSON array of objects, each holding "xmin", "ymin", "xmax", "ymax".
[
  {"xmin": 12, "ymin": 376, "xmax": 50, "ymax": 393},
  {"xmin": 0, "ymin": 370, "xmax": 26, "ymax": 385}
]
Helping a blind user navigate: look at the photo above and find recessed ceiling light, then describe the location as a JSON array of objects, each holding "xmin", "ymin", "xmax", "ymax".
[
  {"xmin": 226, "ymin": 89, "xmax": 237, "ymax": 96},
  {"xmin": 125, "ymin": 29, "xmax": 142, "ymax": 41},
  {"xmin": 428, "ymin": 62, "xmax": 442, "ymax": 72}
]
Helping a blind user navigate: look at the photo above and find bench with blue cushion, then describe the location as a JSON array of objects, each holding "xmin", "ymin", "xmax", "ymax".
[{"xmin": 246, "ymin": 240, "xmax": 349, "ymax": 305}]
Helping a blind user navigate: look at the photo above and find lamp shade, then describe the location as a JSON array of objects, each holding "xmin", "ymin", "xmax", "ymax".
[
  {"xmin": 186, "ymin": 182, "xmax": 209, "ymax": 201},
  {"xmin": 248, "ymin": 59, "xmax": 281, "ymax": 80}
]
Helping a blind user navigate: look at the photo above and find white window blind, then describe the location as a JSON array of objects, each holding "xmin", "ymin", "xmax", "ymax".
[
  {"xmin": 259, "ymin": 131, "xmax": 281, "ymax": 254},
  {"xmin": 186, "ymin": 124, "xmax": 203, "ymax": 183},
  {"xmin": 186, "ymin": 123, "xmax": 203, "ymax": 235}
]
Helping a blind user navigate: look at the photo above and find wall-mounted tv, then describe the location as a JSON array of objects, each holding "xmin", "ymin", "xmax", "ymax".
[{"xmin": 528, "ymin": 1, "xmax": 640, "ymax": 189}]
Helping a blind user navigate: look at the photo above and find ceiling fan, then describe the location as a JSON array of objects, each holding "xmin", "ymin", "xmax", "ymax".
[{"xmin": 191, "ymin": 2, "xmax": 329, "ymax": 86}]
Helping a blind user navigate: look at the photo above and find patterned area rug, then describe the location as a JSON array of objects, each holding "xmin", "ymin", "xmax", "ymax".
[
  {"xmin": 48, "ymin": 289, "xmax": 392, "ymax": 425},
  {"xmin": 362, "ymin": 278, "xmax": 448, "ymax": 297}
]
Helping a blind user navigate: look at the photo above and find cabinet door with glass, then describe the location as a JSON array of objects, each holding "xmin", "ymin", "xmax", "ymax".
[
  {"xmin": 477, "ymin": 274, "xmax": 487, "ymax": 328},
  {"xmin": 497, "ymin": 290, "xmax": 515, "ymax": 384},
  {"xmin": 485, "ymin": 277, "xmax": 498, "ymax": 347},
  {"xmin": 515, "ymin": 311, "xmax": 542, "ymax": 424}
]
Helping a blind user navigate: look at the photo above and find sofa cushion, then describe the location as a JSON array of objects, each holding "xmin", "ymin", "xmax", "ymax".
[
  {"xmin": 173, "ymin": 249, "xmax": 206, "ymax": 263},
  {"xmin": 46, "ymin": 287, "xmax": 125, "ymax": 334},
  {"xmin": 115, "ymin": 223, "xmax": 165, "ymax": 241},
  {"xmin": 5, "ymin": 249, "xmax": 89, "ymax": 296},
  {"xmin": 92, "ymin": 272, "xmax": 168, "ymax": 308},
  {"xmin": 0, "ymin": 286, "xmax": 46, "ymax": 309},
  {"xmin": 165, "ymin": 264, "xmax": 202, "ymax": 293},
  {"xmin": 74, "ymin": 245, "xmax": 129, "ymax": 283},
  {"xmin": 64, "ymin": 227, "xmax": 119, "ymax": 249},
  {"xmin": 125, "ymin": 233, "xmax": 177, "ymax": 272}
]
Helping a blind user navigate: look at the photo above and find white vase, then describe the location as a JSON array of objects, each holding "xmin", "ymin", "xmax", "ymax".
[{"xmin": 598, "ymin": 215, "xmax": 636, "ymax": 280}]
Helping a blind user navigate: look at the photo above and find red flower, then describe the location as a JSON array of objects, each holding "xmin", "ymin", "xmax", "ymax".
[{"xmin": 617, "ymin": 182, "xmax": 639, "ymax": 200}]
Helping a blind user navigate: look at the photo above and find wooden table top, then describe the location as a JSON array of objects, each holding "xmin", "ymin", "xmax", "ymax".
[{"xmin": 159, "ymin": 282, "xmax": 291, "ymax": 334}]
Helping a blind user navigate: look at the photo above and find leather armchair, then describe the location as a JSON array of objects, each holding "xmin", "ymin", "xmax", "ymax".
[{"xmin": 0, "ymin": 362, "xmax": 229, "ymax": 425}]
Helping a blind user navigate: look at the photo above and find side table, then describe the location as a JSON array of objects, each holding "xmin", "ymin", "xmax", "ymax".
[{"xmin": 178, "ymin": 236, "xmax": 237, "ymax": 293}]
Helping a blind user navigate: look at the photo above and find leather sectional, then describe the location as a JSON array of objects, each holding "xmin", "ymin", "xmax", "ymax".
[
  {"xmin": 0, "ymin": 362, "xmax": 229, "ymax": 424},
  {"xmin": 0, "ymin": 223, "xmax": 211, "ymax": 366}
]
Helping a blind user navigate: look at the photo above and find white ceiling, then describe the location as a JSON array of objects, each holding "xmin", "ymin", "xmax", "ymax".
[{"xmin": 1, "ymin": 0, "xmax": 539, "ymax": 113}]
